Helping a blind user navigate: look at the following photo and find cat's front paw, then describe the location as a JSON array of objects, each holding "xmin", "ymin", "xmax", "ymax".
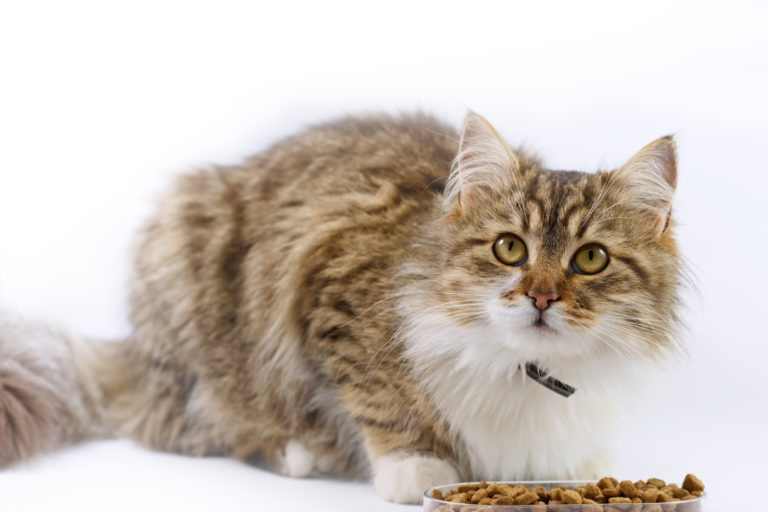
[
  {"xmin": 577, "ymin": 451, "xmax": 613, "ymax": 480},
  {"xmin": 373, "ymin": 454, "xmax": 459, "ymax": 504}
]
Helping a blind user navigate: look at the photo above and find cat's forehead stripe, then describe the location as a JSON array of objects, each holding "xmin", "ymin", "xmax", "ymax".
[
  {"xmin": 523, "ymin": 169, "xmax": 607, "ymax": 237},
  {"xmin": 512, "ymin": 169, "xmax": 598, "ymax": 256}
]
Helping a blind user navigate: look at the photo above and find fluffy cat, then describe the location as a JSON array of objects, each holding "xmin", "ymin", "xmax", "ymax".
[{"xmin": 0, "ymin": 113, "xmax": 683, "ymax": 503}]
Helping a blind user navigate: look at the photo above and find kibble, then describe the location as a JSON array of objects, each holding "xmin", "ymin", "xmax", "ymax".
[
  {"xmin": 597, "ymin": 476, "xmax": 618, "ymax": 490},
  {"xmin": 429, "ymin": 474, "xmax": 704, "ymax": 507},
  {"xmin": 532, "ymin": 486, "xmax": 548, "ymax": 501},
  {"xmin": 562, "ymin": 490, "xmax": 583, "ymax": 504},
  {"xmin": 515, "ymin": 492, "xmax": 538, "ymax": 505},
  {"xmin": 642, "ymin": 488, "xmax": 660, "ymax": 503},
  {"xmin": 584, "ymin": 483, "xmax": 601, "ymax": 500},
  {"xmin": 619, "ymin": 480, "xmax": 637, "ymax": 498},
  {"xmin": 682, "ymin": 474, "xmax": 705, "ymax": 493}
]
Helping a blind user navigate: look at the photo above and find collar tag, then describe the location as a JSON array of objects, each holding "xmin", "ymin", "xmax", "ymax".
[{"xmin": 524, "ymin": 362, "xmax": 577, "ymax": 397}]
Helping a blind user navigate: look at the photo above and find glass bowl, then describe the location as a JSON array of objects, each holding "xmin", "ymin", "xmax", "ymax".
[{"xmin": 424, "ymin": 481, "xmax": 704, "ymax": 511}]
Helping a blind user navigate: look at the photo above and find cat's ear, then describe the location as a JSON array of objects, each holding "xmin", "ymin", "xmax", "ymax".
[
  {"xmin": 613, "ymin": 136, "xmax": 677, "ymax": 236},
  {"xmin": 445, "ymin": 113, "xmax": 521, "ymax": 211}
]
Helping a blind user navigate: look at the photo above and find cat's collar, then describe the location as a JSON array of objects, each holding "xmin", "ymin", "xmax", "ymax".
[{"xmin": 523, "ymin": 362, "xmax": 577, "ymax": 398}]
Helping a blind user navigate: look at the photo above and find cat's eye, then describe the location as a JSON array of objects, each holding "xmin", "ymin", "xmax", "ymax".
[
  {"xmin": 572, "ymin": 244, "xmax": 609, "ymax": 275},
  {"xmin": 493, "ymin": 234, "xmax": 527, "ymax": 266}
]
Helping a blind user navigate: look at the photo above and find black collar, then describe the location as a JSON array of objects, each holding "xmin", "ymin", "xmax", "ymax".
[{"xmin": 524, "ymin": 362, "xmax": 577, "ymax": 397}]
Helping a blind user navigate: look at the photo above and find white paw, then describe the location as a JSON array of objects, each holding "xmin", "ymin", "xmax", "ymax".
[
  {"xmin": 280, "ymin": 439, "xmax": 315, "ymax": 478},
  {"xmin": 577, "ymin": 452, "xmax": 612, "ymax": 479},
  {"xmin": 373, "ymin": 454, "xmax": 459, "ymax": 504}
]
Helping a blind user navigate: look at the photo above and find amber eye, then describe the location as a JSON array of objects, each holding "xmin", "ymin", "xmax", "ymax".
[
  {"xmin": 493, "ymin": 234, "xmax": 527, "ymax": 266},
  {"xmin": 572, "ymin": 244, "xmax": 610, "ymax": 275}
]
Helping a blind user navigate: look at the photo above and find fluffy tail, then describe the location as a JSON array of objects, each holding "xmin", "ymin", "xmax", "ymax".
[{"xmin": 0, "ymin": 313, "xmax": 129, "ymax": 467}]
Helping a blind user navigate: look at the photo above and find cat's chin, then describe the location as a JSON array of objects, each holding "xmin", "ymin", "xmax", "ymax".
[
  {"xmin": 488, "ymin": 308, "xmax": 591, "ymax": 359},
  {"xmin": 515, "ymin": 324, "xmax": 614, "ymax": 364},
  {"xmin": 528, "ymin": 319, "xmax": 559, "ymax": 335}
]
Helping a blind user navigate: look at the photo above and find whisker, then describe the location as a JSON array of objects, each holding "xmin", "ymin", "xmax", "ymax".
[{"xmin": 335, "ymin": 289, "xmax": 433, "ymax": 329}]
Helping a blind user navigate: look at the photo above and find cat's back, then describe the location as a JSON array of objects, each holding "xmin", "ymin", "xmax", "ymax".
[
  {"xmin": 130, "ymin": 113, "xmax": 458, "ymax": 358},
  {"xmin": 242, "ymin": 113, "xmax": 458, "ymax": 211}
]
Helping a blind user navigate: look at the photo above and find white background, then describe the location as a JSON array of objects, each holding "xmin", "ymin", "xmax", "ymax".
[{"xmin": 1, "ymin": 1, "xmax": 766, "ymax": 510}]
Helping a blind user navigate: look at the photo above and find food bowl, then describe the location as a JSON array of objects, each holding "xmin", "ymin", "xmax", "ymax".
[{"xmin": 424, "ymin": 481, "xmax": 704, "ymax": 511}]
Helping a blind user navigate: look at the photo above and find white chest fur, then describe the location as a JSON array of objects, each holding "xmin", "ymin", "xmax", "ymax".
[
  {"xmin": 403, "ymin": 313, "xmax": 636, "ymax": 481},
  {"xmin": 431, "ymin": 361, "xmax": 605, "ymax": 480}
]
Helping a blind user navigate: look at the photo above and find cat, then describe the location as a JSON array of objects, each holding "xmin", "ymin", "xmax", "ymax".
[{"xmin": 0, "ymin": 112, "xmax": 683, "ymax": 504}]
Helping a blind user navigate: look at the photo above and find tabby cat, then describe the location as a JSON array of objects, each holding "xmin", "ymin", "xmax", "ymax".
[{"xmin": 0, "ymin": 113, "xmax": 682, "ymax": 503}]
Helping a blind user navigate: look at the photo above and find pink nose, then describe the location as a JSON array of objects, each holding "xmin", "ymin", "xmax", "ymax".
[{"xmin": 527, "ymin": 290, "xmax": 559, "ymax": 310}]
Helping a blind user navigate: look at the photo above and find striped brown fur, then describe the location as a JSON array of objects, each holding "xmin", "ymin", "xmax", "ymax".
[{"xmin": 0, "ymin": 113, "xmax": 683, "ymax": 503}]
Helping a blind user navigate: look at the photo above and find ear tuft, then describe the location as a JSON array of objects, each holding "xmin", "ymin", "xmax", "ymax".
[
  {"xmin": 613, "ymin": 136, "xmax": 678, "ymax": 235},
  {"xmin": 444, "ymin": 113, "xmax": 520, "ymax": 210}
]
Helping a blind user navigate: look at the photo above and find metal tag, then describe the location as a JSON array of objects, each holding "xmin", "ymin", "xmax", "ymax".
[{"xmin": 524, "ymin": 362, "xmax": 577, "ymax": 397}]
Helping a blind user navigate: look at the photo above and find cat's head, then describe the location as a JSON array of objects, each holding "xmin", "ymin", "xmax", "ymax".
[{"xmin": 409, "ymin": 113, "xmax": 682, "ymax": 369}]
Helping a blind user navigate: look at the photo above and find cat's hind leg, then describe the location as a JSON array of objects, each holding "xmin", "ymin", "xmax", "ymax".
[
  {"xmin": 278, "ymin": 439, "xmax": 315, "ymax": 477},
  {"xmin": 99, "ymin": 344, "xmax": 223, "ymax": 458}
]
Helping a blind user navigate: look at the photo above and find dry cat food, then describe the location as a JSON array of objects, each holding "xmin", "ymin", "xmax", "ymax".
[{"xmin": 428, "ymin": 474, "xmax": 704, "ymax": 509}]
